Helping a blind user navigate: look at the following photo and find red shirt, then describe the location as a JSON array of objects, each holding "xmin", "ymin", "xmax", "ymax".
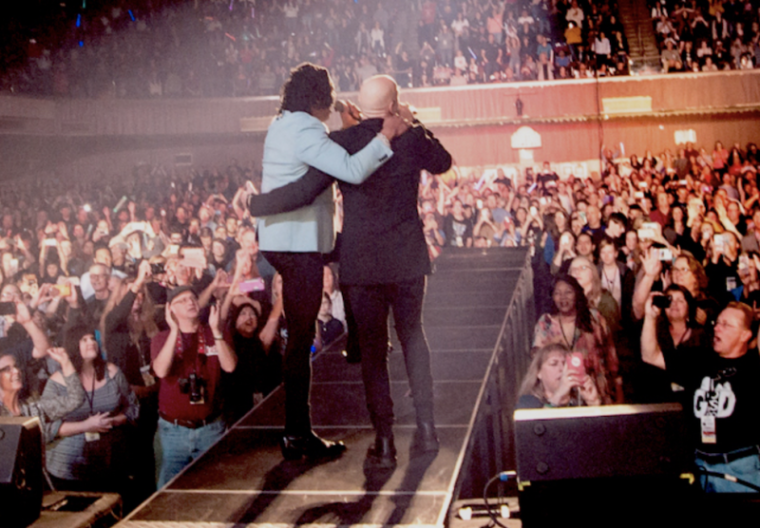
[
  {"xmin": 649, "ymin": 209, "xmax": 669, "ymax": 229},
  {"xmin": 151, "ymin": 325, "xmax": 228, "ymax": 422}
]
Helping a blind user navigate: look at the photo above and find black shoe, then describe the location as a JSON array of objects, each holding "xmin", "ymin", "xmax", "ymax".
[
  {"xmin": 413, "ymin": 422, "xmax": 439, "ymax": 454},
  {"xmin": 365, "ymin": 435, "xmax": 397, "ymax": 470},
  {"xmin": 281, "ymin": 432, "xmax": 347, "ymax": 460}
]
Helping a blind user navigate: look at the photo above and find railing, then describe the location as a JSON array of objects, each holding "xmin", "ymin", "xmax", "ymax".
[{"xmin": 448, "ymin": 251, "xmax": 535, "ymax": 505}]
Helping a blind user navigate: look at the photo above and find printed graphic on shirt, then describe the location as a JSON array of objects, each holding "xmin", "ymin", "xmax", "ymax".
[
  {"xmin": 451, "ymin": 220, "xmax": 467, "ymax": 246},
  {"xmin": 694, "ymin": 376, "xmax": 736, "ymax": 419}
]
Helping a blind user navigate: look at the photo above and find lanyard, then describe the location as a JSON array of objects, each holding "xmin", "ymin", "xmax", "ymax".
[
  {"xmin": 82, "ymin": 374, "xmax": 96, "ymax": 416},
  {"xmin": 672, "ymin": 326, "xmax": 690, "ymax": 349},
  {"xmin": 559, "ymin": 317, "xmax": 579, "ymax": 350}
]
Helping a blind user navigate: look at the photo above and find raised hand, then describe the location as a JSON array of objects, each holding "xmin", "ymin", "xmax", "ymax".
[
  {"xmin": 380, "ymin": 114, "xmax": 410, "ymax": 140},
  {"xmin": 397, "ymin": 102, "xmax": 416, "ymax": 122},
  {"xmin": 135, "ymin": 259, "xmax": 152, "ymax": 288},
  {"xmin": 14, "ymin": 299, "xmax": 33, "ymax": 325},
  {"xmin": 48, "ymin": 346, "xmax": 75, "ymax": 376},
  {"xmin": 209, "ymin": 303, "xmax": 221, "ymax": 335},
  {"xmin": 165, "ymin": 303, "xmax": 179, "ymax": 333},
  {"xmin": 644, "ymin": 293, "xmax": 662, "ymax": 320},
  {"xmin": 579, "ymin": 375, "xmax": 601, "ymax": 406},
  {"xmin": 642, "ymin": 247, "xmax": 662, "ymax": 278}
]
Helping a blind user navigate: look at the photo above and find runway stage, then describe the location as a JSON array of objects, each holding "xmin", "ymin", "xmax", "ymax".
[{"xmin": 118, "ymin": 248, "xmax": 534, "ymax": 528}]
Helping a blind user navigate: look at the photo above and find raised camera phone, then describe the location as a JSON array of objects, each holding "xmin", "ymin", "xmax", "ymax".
[
  {"xmin": 653, "ymin": 295, "xmax": 672, "ymax": 309},
  {"xmin": 567, "ymin": 352, "xmax": 585, "ymax": 379},
  {"xmin": 52, "ymin": 283, "xmax": 71, "ymax": 297}
]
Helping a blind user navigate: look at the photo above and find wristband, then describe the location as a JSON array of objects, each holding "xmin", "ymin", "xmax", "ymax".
[{"xmin": 213, "ymin": 334, "xmax": 224, "ymax": 341}]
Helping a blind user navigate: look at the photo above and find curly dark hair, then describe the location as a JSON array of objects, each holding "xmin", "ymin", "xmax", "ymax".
[
  {"xmin": 279, "ymin": 62, "xmax": 335, "ymax": 115},
  {"xmin": 550, "ymin": 274, "xmax": 594, "ymax": 334}
]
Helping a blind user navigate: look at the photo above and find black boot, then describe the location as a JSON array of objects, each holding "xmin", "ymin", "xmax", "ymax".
[
  {"xmin": 365, "ymin": 434, "xmax": 396, "ymax": 470},
  {"xmin": 413, "ymin": 422, "xmax": 439, "ymax": 454},
  {"xmin": 281, "ymin": 432, "xmax": 346, "ymax": 460}
]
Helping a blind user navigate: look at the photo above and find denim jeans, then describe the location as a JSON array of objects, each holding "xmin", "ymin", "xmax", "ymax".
[
  {"xmin": 695, "ymin": 450, "xmax": 760, "ymax": 493},
  {"xmin": 157, "ymin": 417, "xmax": 225, "ymax": 488}
]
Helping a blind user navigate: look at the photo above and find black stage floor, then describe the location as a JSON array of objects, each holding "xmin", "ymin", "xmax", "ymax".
[{"xmin": 119, "ymin": 248, "xmax": 530, "ymax": 528}]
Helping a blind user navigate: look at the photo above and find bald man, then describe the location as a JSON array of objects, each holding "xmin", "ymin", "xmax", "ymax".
[{"xmin": 247, "ymin": 75, "xmax": 452, "ymax": 469}]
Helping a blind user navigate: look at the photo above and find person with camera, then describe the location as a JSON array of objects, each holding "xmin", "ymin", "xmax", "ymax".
[
  {"xmin": 632, "ymin": 249, "xmax": 718, "ymax": 325},
  {"xmin": 638, "ymin": 285, "xmax": 709, "ymax": 401},
  {"xmin": 642, "ymin": 299, "xmax": 760, "ymax": 492},
  {"xmin": 151, "ymin": 285, "xmax": 237, "ymax": 488}
]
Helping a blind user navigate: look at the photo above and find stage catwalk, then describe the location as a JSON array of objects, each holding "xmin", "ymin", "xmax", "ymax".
[{"xmin": 119, "ymin": 248, "xmax": 531, "ymax": 527}]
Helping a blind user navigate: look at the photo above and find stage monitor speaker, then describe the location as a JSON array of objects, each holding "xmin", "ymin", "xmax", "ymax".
[
  {"xmin": 0, "ymin": 416, "xmax": 43, "ymax": 527},
  {"xmin": 513, "ymin": 403, "xmax": 693, "ymax": 527}
]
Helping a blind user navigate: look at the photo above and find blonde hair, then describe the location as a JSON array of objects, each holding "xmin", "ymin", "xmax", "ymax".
[{"xmin": 519, "ymin": 344, "xmax": 571, "ymax": 402}]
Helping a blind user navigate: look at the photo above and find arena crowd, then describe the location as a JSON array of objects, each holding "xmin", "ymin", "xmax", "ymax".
[
  {"xmin": 1, "ymin": 127, "xmax": 759, "ymax": 502},
  {"xmin": 4, "ymin": 0, "xmax": 637, "ymax": 98},
  {"xmin": 652, "ymin": 0, "xmax": 760, "ymax": 72}
]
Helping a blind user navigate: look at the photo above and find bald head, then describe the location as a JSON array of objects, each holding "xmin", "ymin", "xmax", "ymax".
[{"xmin": 358, "ymin": 75, "xmax": 398, "ymax": 119}]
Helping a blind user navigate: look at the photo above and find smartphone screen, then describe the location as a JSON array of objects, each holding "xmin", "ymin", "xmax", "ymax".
[
  {"xmin": 567, "ymin": 352, "xmax": 585, "ymax": 378},
  {"xmin": 239, "ymin": 278, "xmax": 266, "ymax": 293}
]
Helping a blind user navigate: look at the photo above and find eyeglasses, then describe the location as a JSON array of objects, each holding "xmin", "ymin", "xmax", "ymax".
[
  {"xmin": 672, "ymin": 266, "xmax": 691, "ymax": 274},
  {"xmin": 173, "ymin": 295, "xmax": 198, "ymax": 305},
  {"xmin": 569, "ymin": 265, "xmax": 591, "ymax": 272}
]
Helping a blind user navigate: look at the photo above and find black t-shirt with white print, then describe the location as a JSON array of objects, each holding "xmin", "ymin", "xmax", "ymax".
[{"xmin": 664, "ymin": 346, "xmax": 760, "ymax": 454}]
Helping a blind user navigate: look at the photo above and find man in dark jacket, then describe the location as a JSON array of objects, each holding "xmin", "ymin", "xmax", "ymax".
[{"xmin": 247, "ymin": 75, "xmax": 452, "ymax": 469}]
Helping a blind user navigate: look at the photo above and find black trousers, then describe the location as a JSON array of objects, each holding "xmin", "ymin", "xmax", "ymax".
[
  {"xmin": 262, "ymin": 251, "xmax": 324, "ymax": 435},
  {"xmin": 343, "ymin": 277, "xmax": 434, "ymax": 437}
]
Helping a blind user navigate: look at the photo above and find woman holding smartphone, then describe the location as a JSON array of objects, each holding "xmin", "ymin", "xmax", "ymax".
[
  {"xmin": 517, "ymin": 344, "xmax": 601, "ymax": 408},
  {"xmin": 532, "ymin": 274, "xmax": 621, "ymax": 404}
]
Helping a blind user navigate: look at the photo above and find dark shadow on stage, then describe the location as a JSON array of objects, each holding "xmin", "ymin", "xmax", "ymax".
[
  {"xmin": 225, "ymin": 457, "xmax": 327, "ymax": 524},
  {"xmin": 386, "ymin": 451, "xmax": 438, "ymax": 525},
  {"xmin": 292, "ymin": 451, "xmax": 437, "ymax": 527}
]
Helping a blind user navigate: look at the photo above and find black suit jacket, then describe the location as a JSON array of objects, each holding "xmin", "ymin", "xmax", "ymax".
[{"xmin": 248, "ymin": 118, "xmax": 452, "ymax": 285}]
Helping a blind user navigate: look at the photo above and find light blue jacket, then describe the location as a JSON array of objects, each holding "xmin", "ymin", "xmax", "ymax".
[{"xmin": 258, "ymin": 110, "xmax": 393, "ymax": 253}]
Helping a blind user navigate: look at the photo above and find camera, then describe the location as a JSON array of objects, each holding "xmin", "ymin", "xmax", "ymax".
[
  {"xmin": 653, "ymin": 295, "xmax": 672, "ymax": 309},
  {"xmin": 179, "ymin": 373, "xmax": 206, "ymax": 405},
  {"xmin": 150, "ymin": 262, "xmax": 166, "ymax": 275}
]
